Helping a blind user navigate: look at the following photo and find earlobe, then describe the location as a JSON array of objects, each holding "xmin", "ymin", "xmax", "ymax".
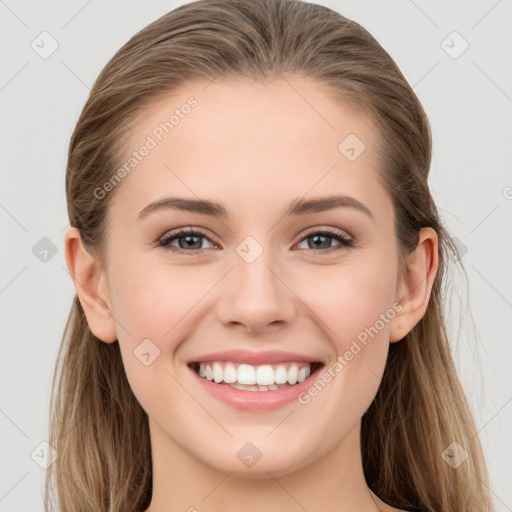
[
  {"xmin": 64, "ymin": 227, "xmax": 118, "ymax": 343},
  {"xmin": 389, "ymin": 227, "xmax": 439, "ymax": 343}
]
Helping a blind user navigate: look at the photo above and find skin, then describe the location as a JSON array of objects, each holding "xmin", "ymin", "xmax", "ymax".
[{"xmin": 65, "ymin": 77, "xmax": 438, "ymax": 512}]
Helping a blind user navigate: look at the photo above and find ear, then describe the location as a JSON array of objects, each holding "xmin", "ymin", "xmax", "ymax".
[
  {"xmin": 389, "ymin": 227, "xmax": 439, "ymax": 343},
  {"xmin": 64, "ymin": 227, "xmax": 117, "ymax": 343}
]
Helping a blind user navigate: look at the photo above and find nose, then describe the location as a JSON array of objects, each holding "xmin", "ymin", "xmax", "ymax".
[{"xmin": 216, "ymin": 245, "xmax": 297, "ymax": 336}]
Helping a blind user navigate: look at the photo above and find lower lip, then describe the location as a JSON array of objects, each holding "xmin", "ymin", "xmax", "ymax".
[{"xmin": 188, "ymin": 364, "xmax": 322, "ymax": 411}]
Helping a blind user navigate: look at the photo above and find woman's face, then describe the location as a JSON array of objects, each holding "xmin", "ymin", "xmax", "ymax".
[{"xmin": 97, "ymin": 77, "xmax": 406, "ymax": 476}]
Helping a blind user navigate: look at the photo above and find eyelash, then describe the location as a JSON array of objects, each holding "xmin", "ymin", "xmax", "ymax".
[{"xmin": 157, "ymin": 227, "xmax": 354, "ymax": 256}]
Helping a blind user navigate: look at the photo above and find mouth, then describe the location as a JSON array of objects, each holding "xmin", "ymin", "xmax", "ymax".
[{"xmin": 188, "ymin": 361, "xmax": 324, "ymax": 392}]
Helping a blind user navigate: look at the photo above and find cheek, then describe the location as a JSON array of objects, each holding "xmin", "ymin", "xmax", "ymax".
[
  {"xmin": 105, "ymin": 258, "xmax": 196, "ymax": 404},
  {"xmin": 109, "ymin": 253, "xmax": 202, "ymax": 342},
  {"xmin": 296, "ymin": 253, "xmax": 398, "ymax": 405},
  {"xmin": 294, "ymin": 262, "xmax": 396, "ymax": 431},
  {"xmin": 108, "ymin": 263, "xmax": 200, "ymax": 418},
  {"xmin": 303, "ymin": 257, "xmax": 398, "ymax": 346}
]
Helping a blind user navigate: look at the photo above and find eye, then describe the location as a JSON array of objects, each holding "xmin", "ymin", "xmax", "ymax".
[
  {"xmin": 158, "ymin": 228, "xmax": 217, "ymax": 254},
  {"xmin": 295, "ymin": 228, "xmax": 354, "ymax": 254},
  {"xmin": 157, "ymin": 226, "xmax": 354, "ymax": 256}
]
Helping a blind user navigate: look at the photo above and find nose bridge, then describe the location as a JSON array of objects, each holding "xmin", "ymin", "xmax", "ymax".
[
  {"xmin": 234, "ymin": 234, "xmax": 285, "ymax": 305},
  {"xmin": 217, "ymin": 234, "xmax": 296, "ymax": 332}
]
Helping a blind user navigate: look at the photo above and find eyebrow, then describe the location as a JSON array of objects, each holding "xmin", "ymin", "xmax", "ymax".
[{"xmin": 137, "ymin": 194, "xmax": 374, "ymax": 222}]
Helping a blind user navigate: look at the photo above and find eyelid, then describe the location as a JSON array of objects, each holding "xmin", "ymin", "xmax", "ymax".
[
  {"xmin": 299, "ymin": 225, "xmax": 353, "ymax": 241},
  {"xmin": 157, "ymin": 225, "xmax": 353, "ymax": 242},
  {"xmin": 157, "ymin": 227, "xmax": 219, "ymax": 249},
  {"xmin": 157, "ymin": 225, "xmax": 354, "ymax": 255},
  {"xmin": 294, "ymin": 226, "xmax": 354, "ymax": 254},
  {"xmin": 158, "ymin": 226, "xmax": 214, "ymax": 241}
]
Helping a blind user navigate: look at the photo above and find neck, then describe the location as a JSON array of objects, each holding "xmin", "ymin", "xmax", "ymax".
[{"xmin": 145, "ymin": 419, "xmax": 382, "ymax": 512}]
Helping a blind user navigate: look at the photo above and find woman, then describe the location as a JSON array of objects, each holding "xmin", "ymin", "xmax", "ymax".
[{"xmin": 46, "ymin": 0, "xmax": 494, "ymax": 510}]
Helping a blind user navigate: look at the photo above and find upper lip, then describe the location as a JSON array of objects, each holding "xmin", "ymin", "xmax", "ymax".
[{"xmin": 187, "ymin": 349, "xmax": 322, "ymax": 366}]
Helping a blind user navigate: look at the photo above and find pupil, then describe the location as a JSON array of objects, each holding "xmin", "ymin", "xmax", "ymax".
[
  {"xmin": 311, "ymin": 234, "xmax": 329, "ymax": 249},
  {"xmin": 181, "ymin": 235, "xmax": 201, "ymax": 249}
]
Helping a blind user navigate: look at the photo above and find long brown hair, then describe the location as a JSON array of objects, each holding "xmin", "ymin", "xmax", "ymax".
[{"xmin": 46, "ymin": 1, "xmax": 494, "ymax": 510}]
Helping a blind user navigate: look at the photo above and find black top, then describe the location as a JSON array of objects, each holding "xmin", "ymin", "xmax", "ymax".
[
  {"xmin": 394, "ymin": 507, "xmax": 424, "ymax": 512},
  {"xmin": 381, "ymin": 501, "xmax": 424, "ymax": 512}
]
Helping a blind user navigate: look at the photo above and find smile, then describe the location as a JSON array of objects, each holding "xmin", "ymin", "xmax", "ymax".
[
  {"xmin": 186, "ymin": 349, "xmax": 325, "ymax": 410},
  {"xmin": 189, "ymin": 361, "xmax": 324, "ymax": 391}
]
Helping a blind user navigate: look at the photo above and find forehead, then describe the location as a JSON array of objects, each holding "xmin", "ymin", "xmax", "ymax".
[{"xmin": 109, "ymin": 77, "xmax": 390, "ymax": 224}]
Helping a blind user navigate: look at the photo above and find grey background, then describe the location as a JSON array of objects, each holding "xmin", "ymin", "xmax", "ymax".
[{"xmin": 1, "ymin": 0, "xmax": 511, "ymax": 510}]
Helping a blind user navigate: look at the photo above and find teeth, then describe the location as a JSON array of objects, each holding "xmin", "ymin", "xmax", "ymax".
[
  {"xmin": 274, "ymin": 365, "xmax": 288, "ymax": 384},
  {"xmin": 230, "ymin": 383, "xmax": 259, "ymax": 391},
  {"xmin": 226, "ymin": 382, "xmax": 289, "ymax": 391},
  {"xmin": 223, "ymin": 364, "xmax": 237, "ymax": 383},
  {"xmin": 238, "ymin": 364, "xmax": 256, "ymax": 385},
  {"xmin": 256, "ymin": 365, "xmax": 274, "ymax": 385},
  {"xmin": 213, "ymin": 362, "xmax": 223, "ymax": 383},
  {"xmin": 196, "ymin": 361, "xmax": 315, "ymax": 388},
  {"xmin": 288, "ymin": 365, "xmax": 298, "ymax": 385}
]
